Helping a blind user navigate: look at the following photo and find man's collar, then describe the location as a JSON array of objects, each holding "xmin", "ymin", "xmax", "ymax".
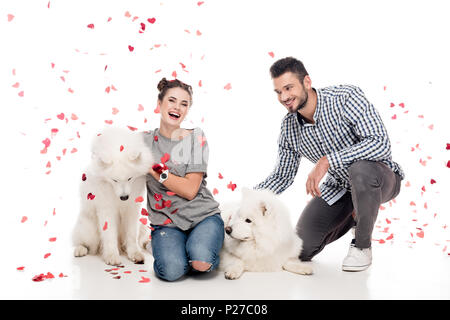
[{"xmin": 296, "ymin": 88, "xmax": 319, "ymax": 126}]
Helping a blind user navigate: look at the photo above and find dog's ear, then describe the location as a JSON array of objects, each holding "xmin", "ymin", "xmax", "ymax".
[
  {"xmin": 260, "ymin": 201, "xmax": 269, "ymax": 216},
  {"xmin": 129, "ymin": 151, "xmax": 141, "ymax": 162},
  {"xmin": 92, "ymin": 152, "xmax": 112, "ymax": 167}
]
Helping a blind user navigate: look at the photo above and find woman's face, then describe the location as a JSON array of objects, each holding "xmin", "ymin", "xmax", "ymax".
[{"xmin": 158, "ymin": 87, "xmax": 191, "ymax": 127}]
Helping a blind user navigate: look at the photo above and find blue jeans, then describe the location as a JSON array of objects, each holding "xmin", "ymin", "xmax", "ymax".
[{"xmin": 150, "ymin": 213, "xmax": 224, "ymax": 282}]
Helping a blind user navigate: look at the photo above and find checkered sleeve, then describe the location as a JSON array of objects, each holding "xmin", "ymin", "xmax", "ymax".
[
  {"xmin": 327, "ymin": 86, "xmax": 392, "ymax": 171},
  {"xmin": 254, "ymin": 119, "xmax": 301, "ymax": 194}
]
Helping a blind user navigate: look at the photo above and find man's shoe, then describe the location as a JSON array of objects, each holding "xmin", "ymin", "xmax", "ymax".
[{"xmin": 342, "ymin": 240, "xmax": 372, "ymax": 272}]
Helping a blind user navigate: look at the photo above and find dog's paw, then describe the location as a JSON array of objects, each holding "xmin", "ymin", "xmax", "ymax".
[
  {"xmin": 297, "ymin": 264, "xmax": 313, "ymax": 275},
  {"xmin": 103, "ymin": 252, "xmax": 122, "ymax": 266},
  {"xmin": 74, "ymin": 245, "xmax": 88, "ymax": 257},
  {"xmin": 224, "ymin": 267, "xmax": 244, "ymax": 280},
  {"xmin": 128, "ymin": 250, "xmax": 145, "ymax": 264}
]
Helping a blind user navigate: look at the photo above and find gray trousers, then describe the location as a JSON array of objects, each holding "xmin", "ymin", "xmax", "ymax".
[{"xmin": 297, "ymin": 160, "xmax": 402, "ymax": 261}]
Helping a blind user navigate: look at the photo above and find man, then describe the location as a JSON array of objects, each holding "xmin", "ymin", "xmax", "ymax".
[{"xmin": 255, "ymin": 57, "xmax": 404, "ymax": 271}]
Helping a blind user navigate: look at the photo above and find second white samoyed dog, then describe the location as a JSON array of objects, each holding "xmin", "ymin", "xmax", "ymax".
[
  {"xmin": 219, "ymin": 188, "xmax": 313, "ymax": 279},
  {"xmin": 72, "ymin": 127, "xmax": 153, "ymax": 266}
]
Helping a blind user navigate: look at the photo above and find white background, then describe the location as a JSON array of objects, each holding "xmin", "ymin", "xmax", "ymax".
[{"xmin": 0, "ymin": 0, "xmax": 449, "ymax": 299}]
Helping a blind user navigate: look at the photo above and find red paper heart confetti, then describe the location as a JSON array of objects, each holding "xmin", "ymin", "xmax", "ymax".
[
  {"xmin": 430, "ymin": 179, "xmax": 436, "ymax": 184},
  {"xmin": 82, "ymin": 173, "xmax": 86, "ymax": 181},
  {"xmin": 162, "ymin": 218, "xmax": 172, "ymax": 225},
  {"xmin": 386, "ymin": 234, "xmax": 394, "ymax": 240},
  {"xmin": 218, "ymin": 173, "xmax": 223, "ymax": 179},
  {"xmin": 167, "ymin": 191, "xmax": 176, "ymax": 196},
  {"xmin": 170, "ymin": 208, "xmax": 178, "ymax": 214},
  {"xmin": 128, "ymin": 45, "xmax": 134, "ymax": 52},
  {"xmin": 139, "ymin": 218, "xmax": 148, "ymax": 225},
  {"xmin": 57, "ymin": 113, "xmax": 65, "ymax": 120},
  {"xmin": 87, "ymin": 23, "xmax": 94, "ymax": 29},
  {"xmin": 147, "ymin": 17, "xmax": 156, "ymax": 24},
  {"xmin": 135, "ymin": 196, "xmax": 144, "ymax": 203},
  {"xmin": 17, "ymin": 266, "xmax": 25, "ymax": 271},
  {"xmin": 197, "ymin": 135, "xmax": 207, "ymax": 147},
  {"xmin": 163, "ymin": 200, "xmax": 171, "ymax": 208},
  {"xmin": 154, "ymin": 135, "xmax": 158, "ymax": 142},
  {"xmin": 7, "ymin": 14, "xmax": 15, "ymax": 22},
  {"xmin": 213, "ymin": 188, "xmax": 219, "ymax": 195},
  {"xmin": 139, "ymin": 276, "xmax": 151, "ymax": 283},
  {"xmin": 268, "ymin": 52, "xmax": 274, "ymax": 58},
  {"xmin": 120, "ymin": 145, "xmax": 124, "ymax": 152},
  {"xmin": 141, "ymin": 208, "xmax": 149, "ymax": 216},
  {"xmin": 21, "ymin": 216, "xmax": 28, "ymax": 223},
  {"xmin": 87, "ymin": 193, "xmax": 95, "ymax": 200},
  {"xmin": 44, "ymin": 253, "xmax": 51, "ymax": 259},
  {"xmin": 49, "ymin": 237, "xmax": 57, "ymax": 242},
  {"xmin": 227, "ymin": 182, "xmax": 237, "ymax": 191},
  {"xmin": 154, "ymin": 193, "xmax": 162, "ymax": 201},
  {"xmin": 224, "ymin": 83, "xmax": 232, "ymax": 90},
  {"xmin": 417, "ymin": 230, "xmax": 424, "ymax": 238},
  {"xmin": 161, "ymin": 153, "xmax": 170, "ymax": 164},
  {"xmin": 103, "ymin": 221, "xmax": 108, "ymax": 231}
]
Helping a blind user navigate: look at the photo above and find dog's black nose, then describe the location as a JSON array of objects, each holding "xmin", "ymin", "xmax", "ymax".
[
  {"xmin": 120, "ymin": 195, "xmax": 129, "ymax": 201},
  {"xmin": 225, "ymin": 226, "xmax": 232, "ymax": 235}
]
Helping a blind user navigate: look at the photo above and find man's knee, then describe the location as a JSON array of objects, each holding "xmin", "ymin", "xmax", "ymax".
[{"xmin": 348, "ymin": 160, "xmax": 379, "ymax": 189}]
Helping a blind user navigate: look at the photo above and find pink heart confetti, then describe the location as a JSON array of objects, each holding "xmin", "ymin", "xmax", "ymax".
[
  {"xmin": 167, "ymin": 191, "xmax": 176, "ymax": 196},
  {"xmin": 139, "ymin": 276, "xmax": 151, "ymax": 283},
  {"xmin": 213, "ymin": 188, "xmax": 219, "ymax": 195},
  {"xmin": 128, "ymin": 45, "xmax": 134, "ymax": 52},
  {"xmin": 268, "ymin": 52, "xmax": 274, "ymax": 58},
  {"xmin": 21, "ymin": 216, "xmax": 28, "ymax": 223},
  {"xmin": 139, "ymin": 218, "xmax": 147, "ymax": 225},
  {"xmin": 120, "ymin": 145, "xmax": 124, "ymax": 152},
  {"xmin": 103, "ymin": 221, "xmax": 108, "ymax": 231},
  {"xmin": 227, "ymin": 181, "xmax": 237, "ymax": 191},
  {"xmin": 87, "ymin": 193, "xmax": 96, "ymax": 200},
  {"xmin": 44, "ymin": 253, "xmax": 51, "ymax": 259},
  {"xmin": 147, "ymin": 17, "xmax": 156, "ymax": 24},
  {"xmin": 135, "ymin": 196, "xmax": 144, "ymax": 203},
  {"xmin": 224, "ymin": 83, "xmax": 232, "ymax": 90},
  {"xmin": 7, "ymin": 14, "xmax": 15, "ymax": 22},
  {"xmin": 87, "ymin": 23, "xmax": 94, "ymax": 29},
  {"xmin": 141, "ymin": 208, "xmax": 149, "ymax": 216}
]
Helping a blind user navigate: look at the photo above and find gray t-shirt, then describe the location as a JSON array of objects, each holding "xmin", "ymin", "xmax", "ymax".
[{"xmin": 143, "ymin": 127, "xmax": 221, "ymax": 231}]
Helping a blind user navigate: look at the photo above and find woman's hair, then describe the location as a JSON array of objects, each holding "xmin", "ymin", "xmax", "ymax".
[
  {"xmin": 157, "ymin": 78, "xmax": 193, "ymax": 105},
  {"xmin": 270, "ymin": 57, "xmax": 309, "ymax": 83}
]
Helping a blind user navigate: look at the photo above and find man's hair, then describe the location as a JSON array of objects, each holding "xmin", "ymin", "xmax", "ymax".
[{"xmin": 269, "ymin": 57, "xmax": 309, "ymax": 83}]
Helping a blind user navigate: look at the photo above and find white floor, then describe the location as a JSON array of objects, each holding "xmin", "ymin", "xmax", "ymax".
[{"xmin": 2, "ymin": 228, "xmax": 449, "ymax": 300}]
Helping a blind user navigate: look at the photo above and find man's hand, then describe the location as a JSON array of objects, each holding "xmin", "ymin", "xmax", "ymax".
[{"xmin": 306, "ymin": 156, "xmax": 330, "ymax": 197}]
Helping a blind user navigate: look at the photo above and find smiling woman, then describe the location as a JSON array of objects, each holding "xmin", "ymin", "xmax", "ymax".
[{"xmin": 143, "ymin": 77, "xmax": 224, "ymax": 282}]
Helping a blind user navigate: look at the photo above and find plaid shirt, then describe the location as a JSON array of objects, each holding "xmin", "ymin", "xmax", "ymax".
[{"xmin": 255, "ymin": 85, "xmax": 404, "ymax": 206}]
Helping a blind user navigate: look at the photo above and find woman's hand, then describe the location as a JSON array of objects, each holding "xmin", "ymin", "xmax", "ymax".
[{"xmin": 148, "ymin": 165, "xmax": 203, "ymax": 201}]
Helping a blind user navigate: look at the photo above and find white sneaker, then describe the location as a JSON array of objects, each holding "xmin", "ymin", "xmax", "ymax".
[{"xmin": 342, "ymin": 242, "xmax": 372, "ymax": 272}]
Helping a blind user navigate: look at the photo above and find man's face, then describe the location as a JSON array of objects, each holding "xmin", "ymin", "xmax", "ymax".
[{"xmin": 273, "ymin": 72, "xmax": 308, "ymax": 113}]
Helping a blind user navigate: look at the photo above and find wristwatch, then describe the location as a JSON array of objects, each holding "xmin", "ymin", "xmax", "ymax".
[{"xmin": 159, "ymin": 169, "xmax": 169, "ymax": 183}]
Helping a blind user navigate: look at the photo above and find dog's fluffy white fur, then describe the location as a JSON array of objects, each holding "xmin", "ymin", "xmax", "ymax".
[
  {"xmin": 219, "ymin": 188, "xmax": 313, "ymax": 279},
  {"xmin": 72, "ymin": 127, "xmax": 153, "ymax": 266}
]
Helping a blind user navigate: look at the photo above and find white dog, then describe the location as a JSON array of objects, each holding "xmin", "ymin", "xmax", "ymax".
[
  {"xmin": 72, "ymin": 127, "xmax": 153, "ymax": 266},
  {"xmin": 219, "ymin": 188, "xmax": 313, "ymax": 279}
]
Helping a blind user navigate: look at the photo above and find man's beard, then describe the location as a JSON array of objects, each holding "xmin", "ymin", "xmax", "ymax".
[{"xmin": 289, "ymin": 91, "xmax": 308, "ymax": 113}]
